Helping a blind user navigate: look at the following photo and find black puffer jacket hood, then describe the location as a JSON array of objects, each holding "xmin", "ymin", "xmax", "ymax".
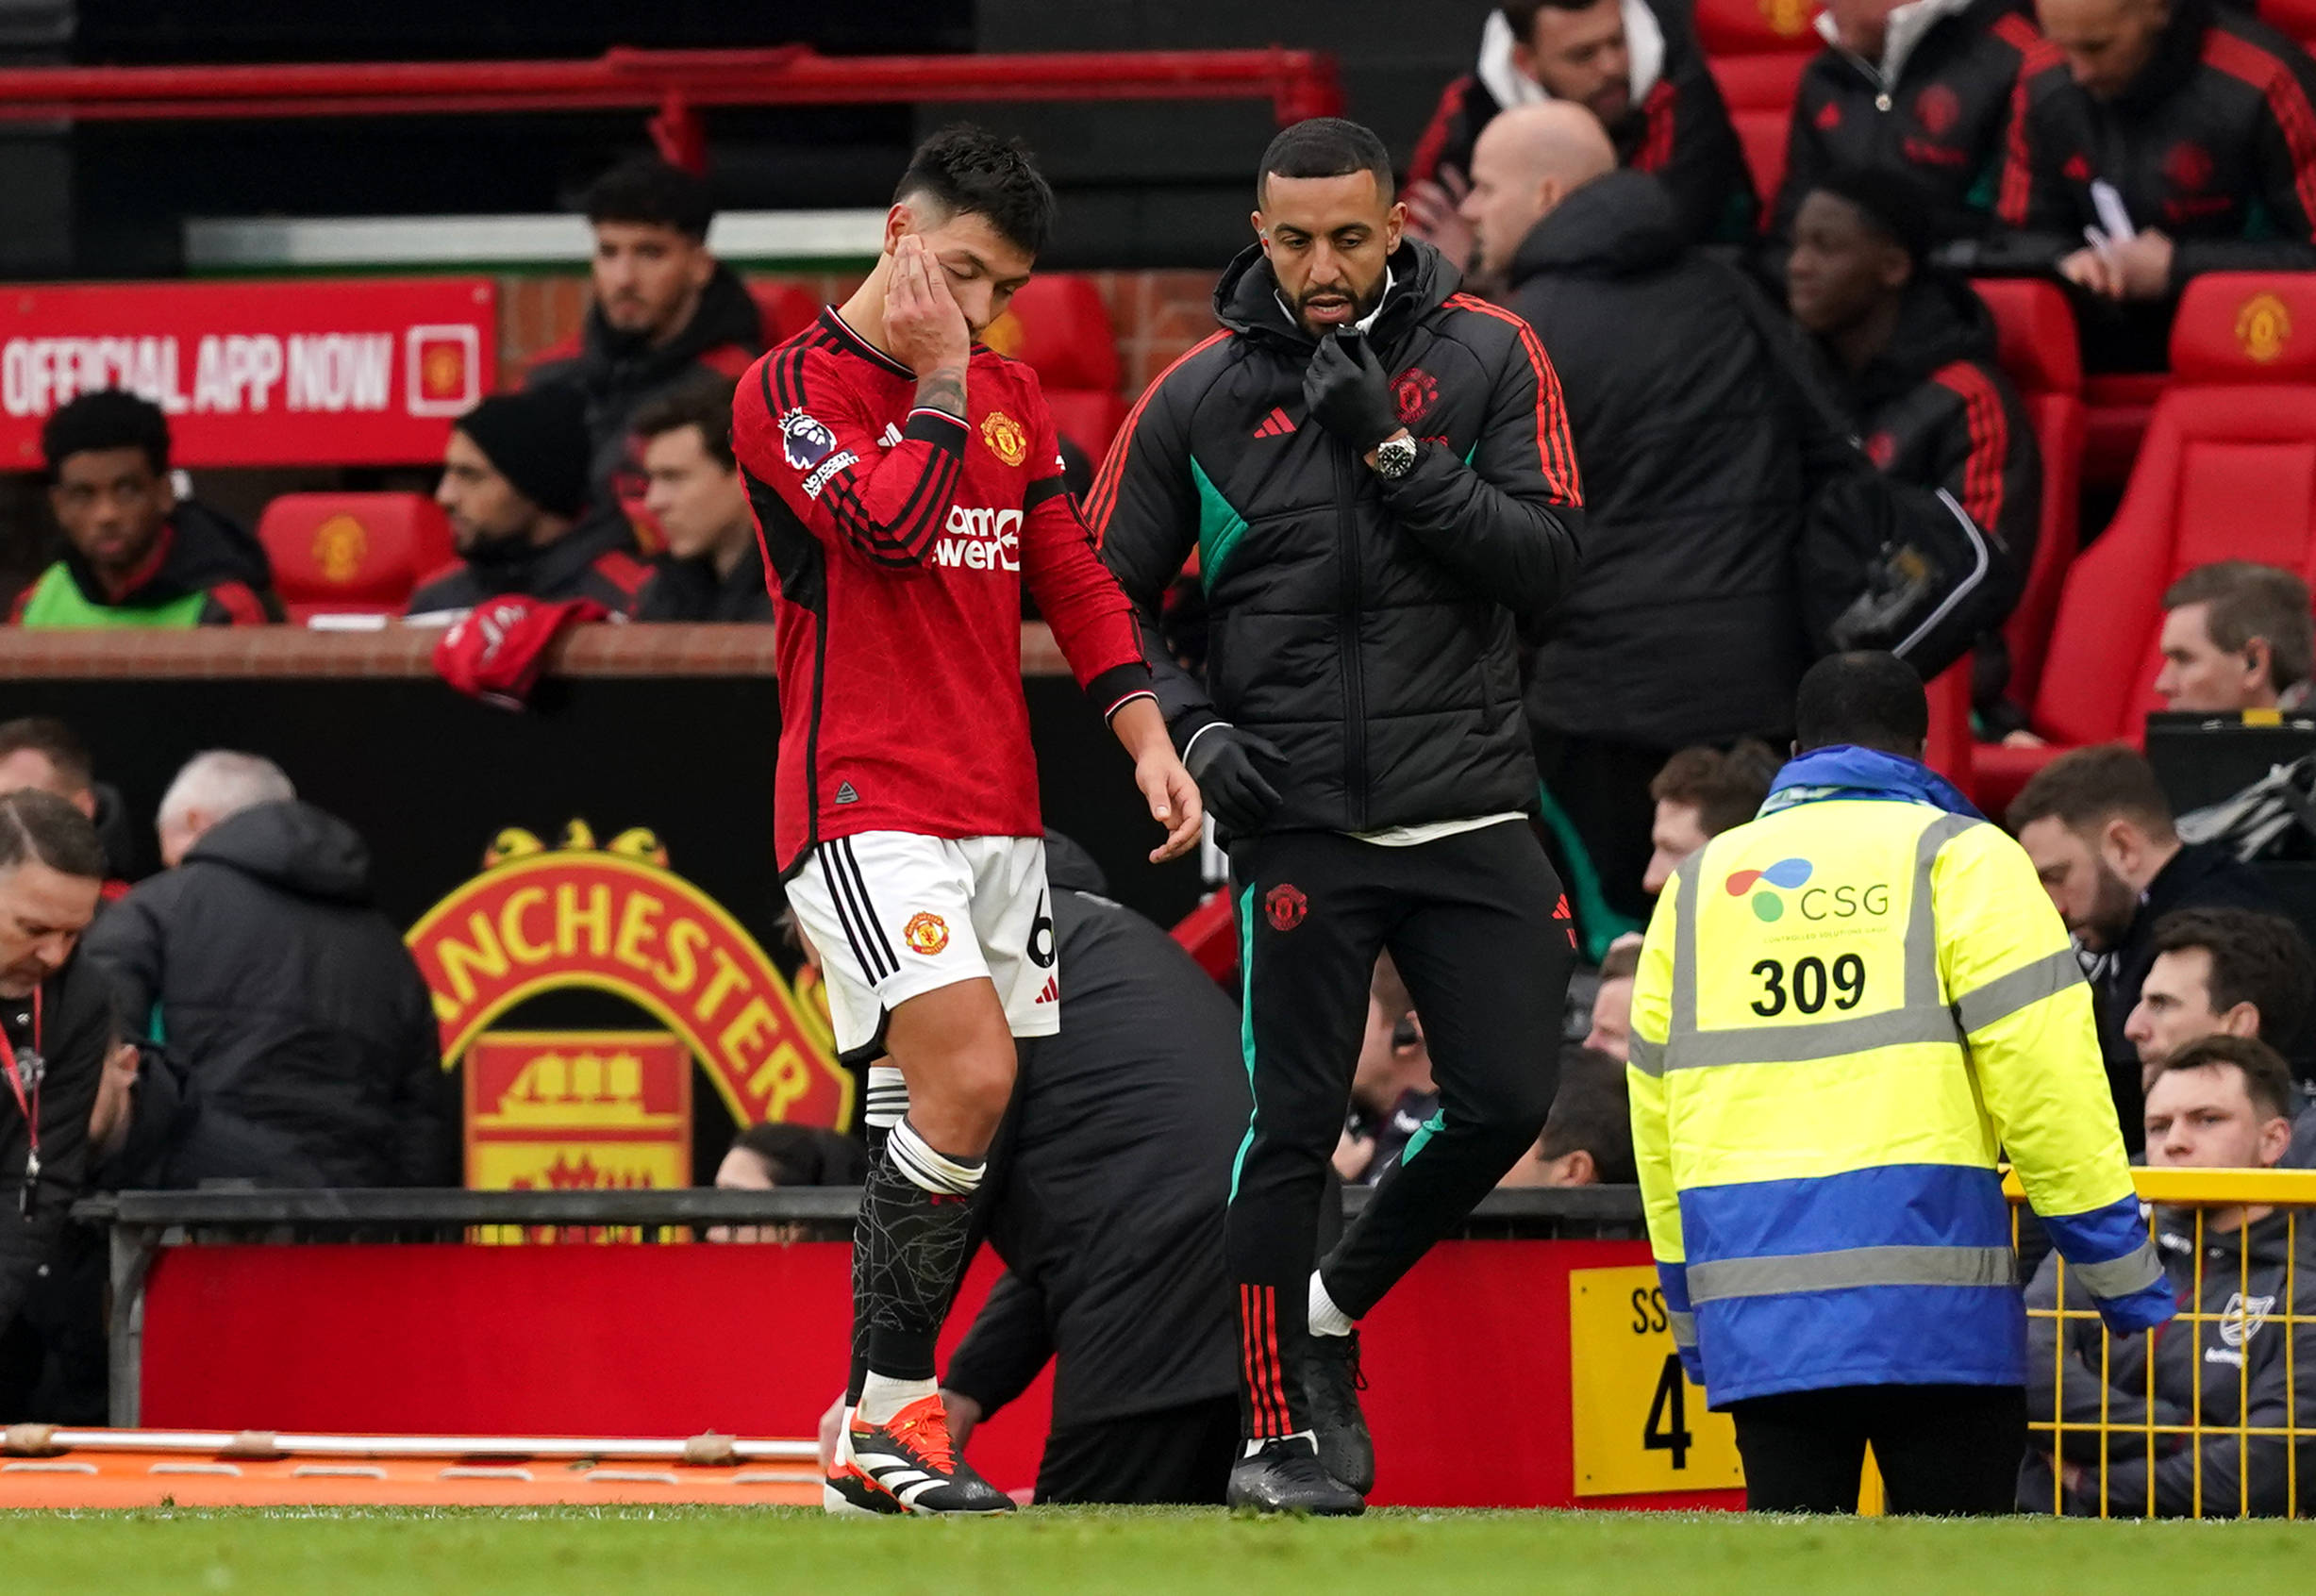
[
  {"xmin": 1834, "ymin": 271, "xmax": 2001, "ymax": 416},
  {"xmin": 58, "ymin": 498, "xmax": 274, "ymax": 611},
  {"xmin": 1507, "ymin": 169, "xmax": 1686, "ymax": 285},
  {"xmin": 570, "ymin": 261, "xmax": 762, "ymax": 388},
  {"xmin": 187, "ymin": 800, "xmax": 373, "ymax": 906},
  {"xmin": 1212, "ymin": 237, "xmax": 1459, "ymax": 358}
]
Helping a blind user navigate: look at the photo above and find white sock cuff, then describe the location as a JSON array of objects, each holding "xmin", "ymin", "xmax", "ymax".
[
  {"xmin": 888, "ymin": 1117, "xmax": 985, "ymax": 1198},
  {"xmin": 1308, "ymin": 1272, "xmax": 1355, "ymax": 1338},
  {"xmin": 864, "ymin": 1064, "xmax": 909, "ymax": 1131}
]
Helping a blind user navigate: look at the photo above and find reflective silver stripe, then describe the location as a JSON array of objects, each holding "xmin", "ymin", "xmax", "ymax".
[
  {"xmin": 2067, "ymin": 1239, "xmax": 2165, "ymax": 1301},
  {"xmin": 1668, "ymin": 1006, "xmax": 1969, "ymax": 1069},
  {"xmin": 1953, "ymin": 946, "xmax": 2086, "ymax": 1034},
  {"xmin": 1662, "ymin": 810, "xmax": 1980, "ymax": 1071},
  {"xmin": 1628, "ymin": 1035, "xmax": 1666, "ymax": 1079},
  {"xmin": 1685, "ymin": 1243, "xmax": 2016, "ymax": 1304},
  {"xmin": 1668, "ymin": 1309, "xmax": 1696, "ymax": 1349}
]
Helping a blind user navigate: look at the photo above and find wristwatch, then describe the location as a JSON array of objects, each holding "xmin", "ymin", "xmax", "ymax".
[{"xmin": 1369, "ymin": 434, "xmax": 1419, "ymax": 480}]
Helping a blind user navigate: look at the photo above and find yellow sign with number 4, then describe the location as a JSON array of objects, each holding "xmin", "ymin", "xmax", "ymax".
[{"xmin": 1569, "ymin": 1265, "xmax": 1744, "ymax": 1496}]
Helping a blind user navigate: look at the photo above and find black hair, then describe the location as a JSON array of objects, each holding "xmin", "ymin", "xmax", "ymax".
[
  {"xmin": 1503, "ymin": 0, "xmax": 1621, "ymax": 35},
  {"xmin": 1793, "ymin": 651, "xmax": 1930, "ymax": 756},
  {"xmin": 2157, "ymin": 1034, "xmax": 2296, "ymax": 1125},
  {"xmin": 1257, "ymin": 116, "xmax": 1396, "ymax": 207},
  {"xmin": 581, "ymin": 156, "xmax": 715, "ymax": 241},
  {"xmin": 0, "ymin": 788, "xmax": 105, "ymax": 880},
  {"xmin": 1538, "ymin": 1045, "xmax": 1635, "ymax": 1183},
  {"xmin": 0, "ymin": 718, "xmax": 93, "ymax": 796},
  {"xmin": 629, "ymin": 375, "xmax": 738, "ymax": 472},
  {"xmin": 42, "ymin": 389, "xmax": 170, "ymax": 480},
  {"xmin": 1807, "ymin": 166, "xmax": 1937, "ymax": 264},
  {"xmin": 729, "ymin": 1122, "xmax": 872, "ymax": 1186},
  {"xmin": 2008, "ymin": 744, "xmax": 2176, "ymax": 842},
  {"xmin": 895, "ymin": 125, "xmax": 1057, "ymax": 258},
  {"xmin": 2149, "ymin": 908, "xmax": 2316, "ymax": 1052}
]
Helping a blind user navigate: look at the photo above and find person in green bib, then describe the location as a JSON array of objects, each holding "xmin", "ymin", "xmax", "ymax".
[{"xmin": 9, "ymin": 391, "xmax": 280, "ymax": 629}]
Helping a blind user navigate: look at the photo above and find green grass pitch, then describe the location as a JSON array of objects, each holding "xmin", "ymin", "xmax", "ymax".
[{"xmin": 1, "ymin": 1506, "xmax": 2309, "ymax": 1595}]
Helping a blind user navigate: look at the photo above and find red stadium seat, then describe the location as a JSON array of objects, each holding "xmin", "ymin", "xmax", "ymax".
[
  {"xmin": 1970, "ymin": 278, "xmax": 2085, "ymax": 706},
  {"xmin": 1708, "ymin": 54, "xmax": 1808, "ymax": 206},
  {"xmin": 984, "ymin": 274, "xmax": 1129, "ymax": 460},
  {"xmin": 1923, "ymin": 659, "xmax": 1975, "ymax": 794},
  {"xmin": 259, "ymin": 492, "xmax": 455, "ymax": 622},
  {"xmin": 748, "ymin": 281, "xmax": 825, "ymax": 346},
  {"xmin": 2260, "ymin": 0, "xmax": 2316, "ymax": 52},
  {"xmin": 1974, "ymin": 273, "xmax": 2316, "ymax": 813},
  {"xmin": 1694, "ymin": 0, "xmax": 1823, "ymax": 54}
]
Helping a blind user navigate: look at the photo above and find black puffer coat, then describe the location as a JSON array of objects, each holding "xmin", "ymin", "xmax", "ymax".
[
  {"xmin": 82, "ymin": 801, "xmax": 456, "ymax": 1189},
  {"xmin": 1508, "ymin": 171, "xmax": 1843, "ymax": 748},
  {"xmin": 1094, "ymin": 239, "xmax": 1584, "ymax": 834}
]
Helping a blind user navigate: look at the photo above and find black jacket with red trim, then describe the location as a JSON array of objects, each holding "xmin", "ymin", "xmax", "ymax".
[
  {"xmin": 1091, "ymin": 238, "xmax": 1584, "ymax": 836},
  {"xmin": 1994, "ymin": 0, "xmax": 2316, "ymax": 281},
  {"xmin": 9, "ymin": 499, "xmax": 282, "ymax": 627},
  {"xmin": 1774, "ymin": 0, "xmax": 2041, "ymax": 241},
  {"xmin": 525, "ymin": 263, "xmax": 766, "ymax": 538},
  {"xmin": 1508, "ymin": 171, "xmax": 1844, "ymax": 748},
  {"xmin": 403, "ymin": 508, "xmax": 651, "ymax": 617},
  {"xmin": 1409, "ymin": 0, "xmax": 1757, "ymax": 244},
  {"xmin": 1812, "ymin": 272, "xmax": 2040, "ymax": 713},
  {"xmin": 631, "ymin": 540, "xmax": 773, "ymax": 623}
]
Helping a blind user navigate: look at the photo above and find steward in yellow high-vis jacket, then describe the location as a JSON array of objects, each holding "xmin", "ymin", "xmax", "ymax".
[{"xmin": 1629, "ymin": 653, "xmax": 2175, "ymax": 1515}]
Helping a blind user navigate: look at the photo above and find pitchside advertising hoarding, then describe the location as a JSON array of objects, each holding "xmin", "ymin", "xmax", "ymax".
[{"xmin": 0, "ymin": 277, "xmax": 494, "ymax": 468}]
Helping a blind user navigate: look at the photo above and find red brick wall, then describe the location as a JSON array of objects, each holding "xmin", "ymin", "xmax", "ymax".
[{"xmin": 498, "ymin": 269, "xmax": 1223, "ymax": 402}]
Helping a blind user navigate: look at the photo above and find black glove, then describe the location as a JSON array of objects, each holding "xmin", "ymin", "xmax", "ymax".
[
  {"xmin": 1184, "ymin": 724, "xmax": 1286, "ymax": 838},
  {"xmin": 1303, "ymin": 330, "xmax": 1401, "ymax": 454}
]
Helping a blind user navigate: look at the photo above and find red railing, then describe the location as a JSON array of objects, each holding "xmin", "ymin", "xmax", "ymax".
[{"xmin": 0, "ymin": 46, "xmax": 1343, "ymax": 168}]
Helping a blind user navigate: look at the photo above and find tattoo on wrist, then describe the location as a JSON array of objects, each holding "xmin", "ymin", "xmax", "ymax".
[{"xmin": 917, "ymin": 365, "xmax": 967, "ymax": 419}]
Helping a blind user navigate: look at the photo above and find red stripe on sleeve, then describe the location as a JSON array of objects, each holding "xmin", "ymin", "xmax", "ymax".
[
  {"xmin": 205, "ymin": 581, "xmax": 271, "ymax": 625},
  {"xmin": 1409, "ymin": 75, "xmax": 1474, "ymax": 187},
  {"xmin": 2203, "ymin": 26, "xmax": 2316, "ymax": 233},
  {"xmin": 1932, "ymin": 362, "xmax": 2008, "ymax": 536},
  {"xmin": 1449, "ymin": 293, "xmax": 1584, "ymax": 504},
  {"xmin": 1083, "ymin": 330, "xmax": 1232, "ymax": 541}
]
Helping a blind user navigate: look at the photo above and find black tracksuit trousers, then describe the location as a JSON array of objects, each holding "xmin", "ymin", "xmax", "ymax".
[{"xmin": 1225, "ymin": 821, "xmax": 1573, "ymax": 1439}]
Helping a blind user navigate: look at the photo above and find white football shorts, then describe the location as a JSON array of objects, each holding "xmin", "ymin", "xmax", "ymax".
[{"xmin": 785, "ymin": 831, "xmax": 1059, "ymax": 1061}]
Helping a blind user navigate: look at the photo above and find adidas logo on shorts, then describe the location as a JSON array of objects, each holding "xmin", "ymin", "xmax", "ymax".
[{"xmin": 1033, "ymin": 975, "xmax": 1058, "ymax": 1005}]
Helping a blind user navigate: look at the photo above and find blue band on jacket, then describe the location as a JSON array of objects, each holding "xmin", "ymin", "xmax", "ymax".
[{"xmin": 1679, "ymin": 1164, "xmax": 2014, "ymax": 1265}]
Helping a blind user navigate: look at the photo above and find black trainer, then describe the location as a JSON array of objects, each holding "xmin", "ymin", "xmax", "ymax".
[
  {"xmin": 1304, "ymin": 1329, "xmax": 1375, "ymax": 1496},
  {"xmin": 1226, "ymin": 1435, "xmax": 1366, "ymax": 1516},
  {"xmin": 843, "ymin": 1394, "xmax": 1016, "ymax": 1515}
]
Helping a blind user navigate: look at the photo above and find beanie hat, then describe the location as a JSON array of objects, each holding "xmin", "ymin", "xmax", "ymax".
[
  {"xmin": 1810, "ymin": 165, "xmax": 1937, "ymax": 265},
  {"xmin": 455, "ymin": 386, "xmax": 591, "ymax": 520}
]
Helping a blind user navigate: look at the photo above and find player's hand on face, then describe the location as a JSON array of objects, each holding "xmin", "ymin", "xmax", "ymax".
[
  {"xmin": 885, "ymin": 233, "xmax": 974, "ymax": 379},
  {"xmin": 1138, "ymin": 747, "xmax": 1205, "ymax": 863}
]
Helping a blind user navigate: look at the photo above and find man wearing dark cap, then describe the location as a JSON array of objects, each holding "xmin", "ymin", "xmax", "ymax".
[
  {"xmin": 406, "ymin": 385, "xmax": 651, "ymax": 616},
  {"xmin": 1788, "ymin": 172, "xmax": 2040, "ymax": 726},
  {"xmin": 525, "ymin": 156, "xmax": 766, "ymax": 533}
]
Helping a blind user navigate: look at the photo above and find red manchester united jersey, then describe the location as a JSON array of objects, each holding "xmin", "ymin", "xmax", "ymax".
[{"xmin": 737, "ymin": 308, "xmax": 1151, "ymax": 873}]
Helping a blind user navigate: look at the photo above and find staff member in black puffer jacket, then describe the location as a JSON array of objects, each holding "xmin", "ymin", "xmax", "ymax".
[
  {"xmin": 1095, "ymin": 118, "xmax": 1581, "ymax": 1516},
  {"xmin": 1789, "ymin": 172, "xmax": 2040, "ymax": 728},
  {"xmin": 83, "ymin": 753, "xmax": 456, "ymax": 1189},
  {"xmin": 1471, "ymin": 103, "xmax": 1850, "ymax": 925}
]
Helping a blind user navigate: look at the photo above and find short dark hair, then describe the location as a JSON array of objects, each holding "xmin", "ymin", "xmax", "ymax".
[
  {"xmin": 2007, "ymin": 744, "xmax": 2176, "ymax": 841},
  {"xmin": 630, "ymin": 376, "xmax": 738, "ymax": 472},
  {"xmin": 1257, "ymin": 116, "xmax": 1395, "ymax": 207},
  {"xmin": 0, "ymin": 718, "xmax": 93, "ymax": 797},
  {"xmin": 1502, "ymin": 0, "xmax": 1620, "ymax": 41},
  {"xmin": 1649, "ymin": 740, "xmax": 1780, "ymax": 837},
  {"xmin": 1539, "ymin": 1045, "xmax": 1635, "ymax": 1183},
  {"xmin": 1596, "ymin": 939, "xmax": 1641, "ymax": 984},
  {"xmin": 729, "ymin": 1122, "xmax": 871, "ymax": 1186},
  {"xmin": 581, "ymin": 156, "xmax": 714, "ymax": 240},
  {"xmin": 2149, "ymin": 907, "xmax": 2316, "ymax": 1050},
  {"xmin": 1793, "ymin": 651, "xmax": 1929, "ymax": 756},
  {"xmin": 2163, "ymin": 560, "xmax": 2315, "ymax": 693},
  {"xmin": 42, "ymin": 389, "xmax": 170, "ymax": 480},
  {"xmin": 895, "ymin": 125, "xmax": 1057, "ymax": 258},
  {"xmin": 0, "ymin": 788, "xmax": 105, "ymax": 879},
  {"xmin": 2156, "ymin": 1034, "xmax": 2296, "ymax": 1124}
]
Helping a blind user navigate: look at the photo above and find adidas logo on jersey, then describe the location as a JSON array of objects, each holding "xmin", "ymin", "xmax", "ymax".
[
  {"xmin": 880, "ymin": 422, "xmax": 904, "ymax": 448},
  {"xmin": 1252, "ymin": 407, "xmax": 1296, "ymax": 439},
  {"xmin": 835, "ymin": 782, "xmax": 860, "ymax": 805},
  {"xmin": 1033, "ymin": 974, "xmax": 1058, "ymax": 1005}
]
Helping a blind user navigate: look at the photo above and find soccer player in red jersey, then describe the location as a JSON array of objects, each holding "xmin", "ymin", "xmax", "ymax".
[{"xmin": 734, "ymin": 126, "xmax": 1202, "ymax": 1516}]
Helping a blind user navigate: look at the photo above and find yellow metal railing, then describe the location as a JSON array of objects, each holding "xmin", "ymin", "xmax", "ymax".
[{"xmin": 2005, "ymin": 1166, "xmax": 2316, "ymax": 1520}]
